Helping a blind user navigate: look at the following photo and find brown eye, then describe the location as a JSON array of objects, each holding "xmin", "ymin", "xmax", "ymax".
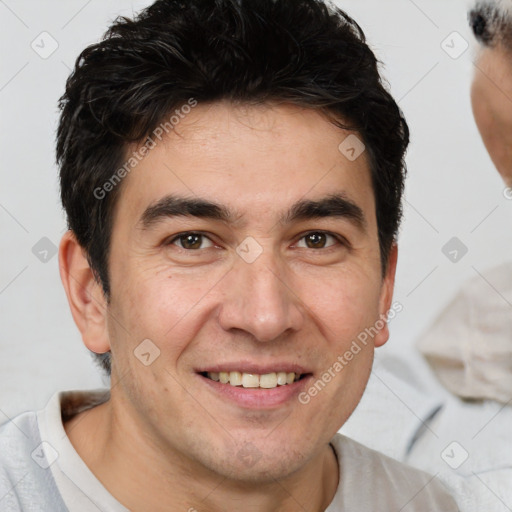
[
  {"xmin": 172, "ymin": 233, "xmax": 213, "ymax": 250},
  {"xmin": 306, "ymin": 233, "xmax": 327, "ymax": 248},
  {"xmin": 297, "ymin": 232, "xmax": 339, "ymax": 249}
]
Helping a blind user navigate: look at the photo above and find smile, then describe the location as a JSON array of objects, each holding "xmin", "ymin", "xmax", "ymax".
[{"xmin": 203, "ymin": 371, "xmax": 302, "ymax": 389}]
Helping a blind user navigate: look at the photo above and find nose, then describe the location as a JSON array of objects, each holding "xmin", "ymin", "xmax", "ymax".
[{"xmin": 217, "ymin": 250, "xmax": 304, "ymax": 342}]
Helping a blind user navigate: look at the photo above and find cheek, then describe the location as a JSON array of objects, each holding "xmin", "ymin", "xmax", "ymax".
[
  {"xmin": 471, "ymin": 83, "xmax": 495, "ymax": 147},
  {"xmin": 105, "ymin": 271, "xmax": 204, "ymax": 417},
  {"xmin": 109, "ymin": 264, "xmax": 225, "ymax": 357},
  {"xmin": 474, "ymin": 115, "xmax": 512, "ymax": 184},
  {"xmin": 295, "ymin": 265, "xmax": 382, "ymax": 344}
]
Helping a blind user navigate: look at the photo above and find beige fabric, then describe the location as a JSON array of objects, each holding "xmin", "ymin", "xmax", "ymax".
[{"xmin": 418, "ymin": 261, "xmax": 512, "ymax": 404}]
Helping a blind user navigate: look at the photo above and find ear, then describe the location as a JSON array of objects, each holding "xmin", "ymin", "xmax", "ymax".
[
  {"xmin": 373, "ymin": 243, "xmax": 398, "ymax": 348},
  {"xmin": 58, "ymin": 230, "xmax": 111, "ymax": 354}
]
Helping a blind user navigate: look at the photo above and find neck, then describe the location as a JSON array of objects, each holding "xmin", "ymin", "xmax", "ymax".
[{"xmin": 64, "ymin": 397, "xmax": 339, "ymax": 512}]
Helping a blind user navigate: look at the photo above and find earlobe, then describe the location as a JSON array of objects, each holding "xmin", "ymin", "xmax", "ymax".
[
  {"xmin": 374, "ymin": 244, "xmax": 398, "ymax": 348},
  {"xmin": 58, "ymin": 231, "xmax": 111, "ymax": 354}
]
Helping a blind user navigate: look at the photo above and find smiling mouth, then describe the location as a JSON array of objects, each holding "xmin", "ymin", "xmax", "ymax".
[{"xmin": 200, "ymin": 371, "xmax": 308, "ymax": 389}]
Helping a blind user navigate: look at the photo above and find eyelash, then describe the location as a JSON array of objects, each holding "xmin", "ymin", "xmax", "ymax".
[{"xmin": 166, "ymin": 231, "xmax": 348, "ymax": 251}]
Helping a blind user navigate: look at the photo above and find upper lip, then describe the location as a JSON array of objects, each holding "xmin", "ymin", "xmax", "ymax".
[{"xmin": 196, "ymin": 362, "xmax": 311, "ymax": 375}]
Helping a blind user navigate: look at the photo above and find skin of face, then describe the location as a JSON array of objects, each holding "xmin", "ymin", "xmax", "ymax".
[
  {"xmin": 59, "ymin": 101, "xmax": 397, "ymax": 511},
  {"xmin": 471, "ymin": 44, "xmax": 512, "ymax": 187}
]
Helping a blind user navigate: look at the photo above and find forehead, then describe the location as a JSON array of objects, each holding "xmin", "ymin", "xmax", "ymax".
[
  {"xmin": 474, "ymin": 46, "xmax": 512, "ymax": 93},
  {"xmin": 116, "ymin": 101, "xmax": 376, "ymax": 225},
  {"xmin": 473, "ymin": 47, "xmax": 512, "ymax": 127}
]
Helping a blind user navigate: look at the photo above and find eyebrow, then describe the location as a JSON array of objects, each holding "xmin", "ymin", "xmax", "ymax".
[
  {"xmin": 139, "ymin": 193, "xmax": 367, "ymax": 231},
  {"xmin": 283, "ymin": 194, "xmax": 366, "ymax": 229}
]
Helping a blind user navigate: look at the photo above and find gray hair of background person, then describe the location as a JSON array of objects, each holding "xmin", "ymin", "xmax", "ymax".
[{"xmin": 470, "ymin": 0, "xmax": 512, "ymax": 49}]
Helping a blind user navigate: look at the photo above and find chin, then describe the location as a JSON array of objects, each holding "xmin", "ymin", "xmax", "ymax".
[
  {"xmin": 193, "ymin": 435, "xmax": 313, "ymax": 484},
  {"xmin": 215, "ymin": 452, "xmax": 308, "ymax": 484}
]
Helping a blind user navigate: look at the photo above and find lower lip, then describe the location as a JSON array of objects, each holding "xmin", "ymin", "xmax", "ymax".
[{"xmin": 197, "ymin": 373, "xmax": 313, "ymax": 409}]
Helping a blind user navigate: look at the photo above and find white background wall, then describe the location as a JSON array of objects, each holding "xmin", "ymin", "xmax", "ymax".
[{"xmin": 1, "ymin": 0, "xmax": 511, "ymax": 418}]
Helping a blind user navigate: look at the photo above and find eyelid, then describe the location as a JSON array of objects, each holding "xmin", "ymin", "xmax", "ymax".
[
  {"xmin": 166, "ymin": 231, "xmax": 216, "ymax": 249},
  {"xmin": 294, "ymin": 230, "xmax": 349, "ymax": 249}
]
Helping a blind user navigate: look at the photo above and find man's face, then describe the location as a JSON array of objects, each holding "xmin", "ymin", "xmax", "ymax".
[
  {"xmin": 103, "ymin": 102, "xmax": 395, "ymax": 481},
  {"xmin": 472, "ymin": 45, "xmax": 512, "ymax": 186}
]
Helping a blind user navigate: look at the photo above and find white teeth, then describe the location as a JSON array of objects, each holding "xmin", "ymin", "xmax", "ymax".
[
  {"xmin": 260, "ymin": 373, "xmax": 278, "ymax": 388},
  {"xmin": 205, "ymin": 371, "xmax": 302, "ymax": 388},
  {"xmin": 229, "ymin": 371, "xmax": 242, "ymax": 386},
  {"xmin": 242, "ymin": 373, "xmax": 259, "ymax": 388},
  {"xmin": 277, "ymin": 372, "xmax": 287, "ymax": 385}
]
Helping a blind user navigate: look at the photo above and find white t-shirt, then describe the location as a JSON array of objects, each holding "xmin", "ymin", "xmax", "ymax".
[{"xmin": 0, "ymin": 390, "xmax": 459, "ymax": 511}]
